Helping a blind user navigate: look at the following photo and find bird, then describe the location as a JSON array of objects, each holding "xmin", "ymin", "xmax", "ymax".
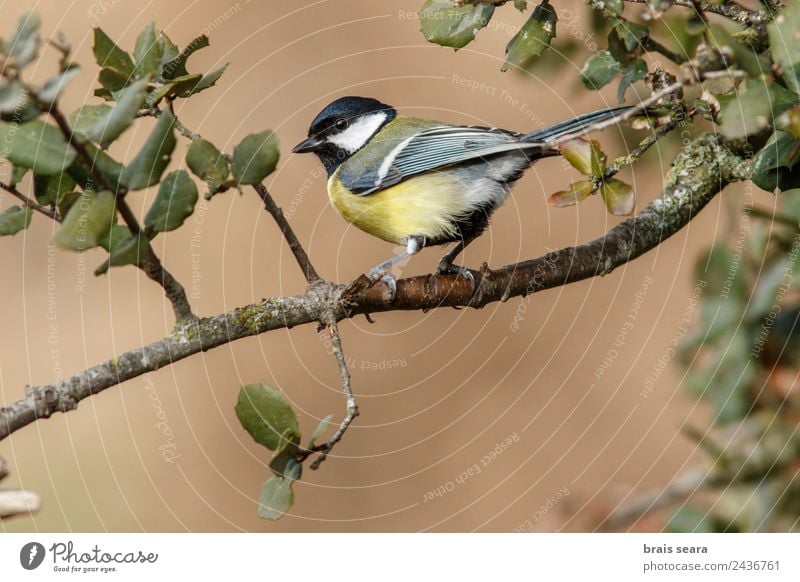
[{"xmin": 293, "ymin": 96, "xmax": 630, "ymax": 296}]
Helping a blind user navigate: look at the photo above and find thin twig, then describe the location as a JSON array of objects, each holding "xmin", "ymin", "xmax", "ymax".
[
  {"xmin": 140, "ymin": 257, "xmax": 197, "ymax": 322},
  {"xmin": 309, "ymin": 321, "xmax": 359, "ymax": 470},
  {"xmin": 0, "ymin": 181, "xmax": 58, "ymax": 220},
  {"xmin": 595, "ymin": 112, "xmax": 688, "ymax": 188},
  {"xmin": 642, "ymin": 36, "xmax": 688, "ymax": 64},
  {"xmin": 172, "ymin": 114, "xmax": 201, "ymax": 142},
  {"xmin": 253, "ymin": 183, "xmax": 321, "ymax": 284},
  {"xmin": 0, "ymin": 455, "xmax": 41, "ymax": 520},
  {"xmin": 0, "ymin": 489, "xmax": 40, "ymax": 519},
  {"xmin": 545, "ymin": 69, "xmax": 746, "ymax": 148},
  {"xmin": 545, "ymin": 82, "xmax": 683, "ymax": 147},
  {"xmin": 750, "ymin": 206, "xmax": 800, "ymax": 229},
  {"xmin": 605, "ymin": 468, "xmax": 712, "ymax": 528},
  {"xmin": 623, "ymin": 0, "xmax": 756, "ymax": 24},
  {"xmin": 454, "ymin": 0, "xmax": 513, "ymax": 6}
]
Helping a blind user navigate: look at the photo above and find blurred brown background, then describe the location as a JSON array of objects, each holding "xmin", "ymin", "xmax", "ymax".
[{"xmin": 0, "ymin": 0, "xmax": 768, "ymax": 532}]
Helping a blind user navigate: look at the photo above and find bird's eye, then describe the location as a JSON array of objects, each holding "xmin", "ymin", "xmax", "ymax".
[{"xmin": 334, "ymin": 118, "xmax": 348, "ymax": 131}]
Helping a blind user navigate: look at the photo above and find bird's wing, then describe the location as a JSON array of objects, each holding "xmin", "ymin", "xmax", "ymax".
[{"xmin": 343, "ymin": 125, "xmax": 544, "ymax": 196}]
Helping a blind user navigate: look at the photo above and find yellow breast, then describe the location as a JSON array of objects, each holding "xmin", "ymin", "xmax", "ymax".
[{"xmin": 328, "ymin": 171, "xmax": 469, "ymax": 245}]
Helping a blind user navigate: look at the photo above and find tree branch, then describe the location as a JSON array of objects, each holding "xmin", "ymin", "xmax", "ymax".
[
  {"xmin": 642, "ymin": 36, "xmax": 688, "ymax": 65},
  {"xmin": 0, "ymin": 180, "xmax": 58, "ymax": 220},
  {"xmin": 0, "ymin": 455, "xmax": 40, "ymax": 520},
  {"xmin": 253, "ymin": 183, "xmax": 321, "ymax": 284},
  {"xmin": 309, "ymin": 321, "xmax": 359, "ymax": 470},
  {"xmin": 595, "ymin": 111, "xmax": 687, "ymax": 188},
  {"xmin": 0, "ymin": 133, "xmax": 750, "ymax": 441},
  {"xmin": 623, "ymin": 0, "xmax": 756, "ymax": 24}
]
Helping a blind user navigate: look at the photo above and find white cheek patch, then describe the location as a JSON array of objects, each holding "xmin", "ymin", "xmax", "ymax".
[{"xmin": 328, "ymin": 112, "xmax": 388, "ymax": 153}]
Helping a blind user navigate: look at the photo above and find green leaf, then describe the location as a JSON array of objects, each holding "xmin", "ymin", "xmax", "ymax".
[
  {"xmin": 600, "ymin": 178, "xmax": 634, "ymax": 215},
  {"xmin": 747, "ymin": 256, "xmax": 796, "ymax": 321},
  {"xmin": 753, "ymin": 131, "xmax": 800, "ymax": 177},
  {"xmin": 0, "ymin": 205, "xmax": 33, "ymax": 235},
  {"xmin": 751, "ymin": 131, "xmax": 800, "ymax": 192},
  {"xmin": 0, "ymin": 119, "xmax": 77, "ymax": 175},
  {"xmin": 718, "ymin": 79, "xmax": 796, "ymax": 139},
  {"xmin": 133, "ymin": 21, "xmax": 161, "ymax": 78},
  {"xmin": 420, "ymin": 0, "xmax": 495, "ymax": 50},
  {"xmin": 161, "ymin": 35, "xmax": 209, "ymax": 80},
  {"xmin": 710, "ymin": 330, "xmax": 753, "ymax": 424},
  {"xmin": 308, "ymin": 414, "xmax": 334, "ymax": 449},
  {"xmin": 67, "ymin": 142, "xmax": 125, "ymax": 189},
  {"xmin": 708, "ymin": 25, "xmax": 767, "ymax": 79},
  {"xmin": 69, "ymin": 104, "xmax": 113, "ymax": 135},
  {"xmin": 768, "ymin": 0, "xmax": 800, "ymax": 94},
  {"xmin": 617, "ymin": 58, "xmax": 647, "ymax": 104},
  {"xmin": 97, "ymin": 67, "xmax": 129, "ymax": 93},
  {"xmin": 56, "ymin": 192, "xmax": 80, "ymax": 217},
  {"xmin": 257, "ymin": 475, "xmax": 294, "ymax": 520},
  {"xmin": 158, "ymin": 32, "xmax": 180, "ymax": 66},
  {"xmin": 93, "ymin": 28, "xmax": 134, "ymax": 78},
  {"xmin": 33, "ymin": 172, "xmax": 76, "ymax": 206},
  {"xmin": 0, "ymin": 82, "xmax": 29, "ymax": 113},
  {"xmin": 79, "ymin": 78, "xmax": 148, "ymax": 148},
  {"xmin": 231, "ymin": 130, "xmax": 280, "ymax": 185},
  {"xmin": 51, "ymin": 190, "xmax": 117, "ymax": 251},
  {"xmin": 235, "ymin": 383, "xmax": 300, "ymax": 451},
  {"xmin": 771, "ymin": 81, "xmax": 800, "ymax": 116},
  {"xmin": 502, "ymin": 1, "xmax": 557, "ymax": 72},
  {"xmin": 187, "ymin": 62, "xmax": 229, "ymax": 96},
  {"xmin": 4, "ymin": 12, "xmax": 41, "ymax": 68},
  {"xmin": 144, "ymin": 170, "xmax": 198, "ymax": 233},
  {"xmin": 269, "ymin": 441, "xmax": 302, "ymax": 479},
  {"xmin": 613, "ymin": 18, "xmax": 648, "ymax": 52},
  {"xmin": 559, "ymin": 138, "xmax": 606, "ymax": 176},
  {"xmin": 778, "ymin": 104, "xmax": 800, "ymax": 139},
  {"xmin": 10, "ymin": 165, "xmax": 27, "ymax": 185},
  {"xmin": 38, "ymin": 67, "xmax": 81, "ymax": 103},
  {"xmin": 547, "ymin": 180, "xmax": 595, "ymax": 207},
  {"xmin": 167, "ymin": 73, "xmax": 203, "ymax": 98},
  {"xmin": 580, "ymin": 51, "xmax": 620, "ymax": 90},
  {"xmin": 1, "ymin": 100, "xmax": 39, "ymax": 123},
  {"xmin": 95, "ymin": 229, "xmax": 151, "ymax": 275},
  {"xmin": 667, "ymin": 506, "xmax": 715, "ymax": 533},
  {"xmin": 121, "ymin": 112, "xmax": 176, "ymax": 190},
  {"xmin": 186, "ymin": 138, "xmax": 229, "ymax": 190},
  {"xmin": 695, "ymin": 243, "xmax": 745, "ymax": 298},
  {"xmin": 145, "ymin": 83, "xmax": 176, "ymax": 107}
]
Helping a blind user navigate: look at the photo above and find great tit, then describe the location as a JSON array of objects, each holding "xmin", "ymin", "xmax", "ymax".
[{"xmin": 293, "ymin": 96, "xmax": 630, "ymax": 292}]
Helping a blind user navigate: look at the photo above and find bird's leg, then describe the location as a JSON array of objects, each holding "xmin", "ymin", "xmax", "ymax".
[
  {"xmin": 365, "ymin": 236, "xmax": 425, "ymax": 300},
  {"xmin": 436, "ymin": 235, "xmax": 478, "ymax": 290}
]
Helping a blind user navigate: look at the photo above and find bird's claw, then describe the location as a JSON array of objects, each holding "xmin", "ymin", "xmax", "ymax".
[
  {"xmin": 436, "ymin": 261, "xmax": 476, "ymax": 293},
  {"xmin": 365, "ymin": 270, "xmax": 397, "ymax": 302}
]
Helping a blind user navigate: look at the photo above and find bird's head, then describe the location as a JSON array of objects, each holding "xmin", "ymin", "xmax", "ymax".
[{"xmin": 292, "ymin": 96, "xmax": 396, "ymax": 173}]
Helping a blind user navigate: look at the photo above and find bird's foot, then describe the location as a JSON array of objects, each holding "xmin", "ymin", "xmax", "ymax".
[
  {"xmin": 436, "ymin": 260, "xmax": 476, "ymax": 294},
  {"xmin": 342, "ymin": 270, "xmax": 397, "ymax": 304},
  {"xmin": 368, "ymin": 271, "xmax": 397, "ymax": 302}
]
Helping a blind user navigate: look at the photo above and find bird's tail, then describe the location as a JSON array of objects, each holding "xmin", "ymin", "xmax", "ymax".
[{"xmin": 521, "ymin": 106, "xmax": 633, "ymax": 143}]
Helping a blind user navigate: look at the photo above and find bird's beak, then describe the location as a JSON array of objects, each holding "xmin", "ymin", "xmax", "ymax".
[{"xmin": 292, "ymin": 135, "xmax": 324, "ymax": 153}]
